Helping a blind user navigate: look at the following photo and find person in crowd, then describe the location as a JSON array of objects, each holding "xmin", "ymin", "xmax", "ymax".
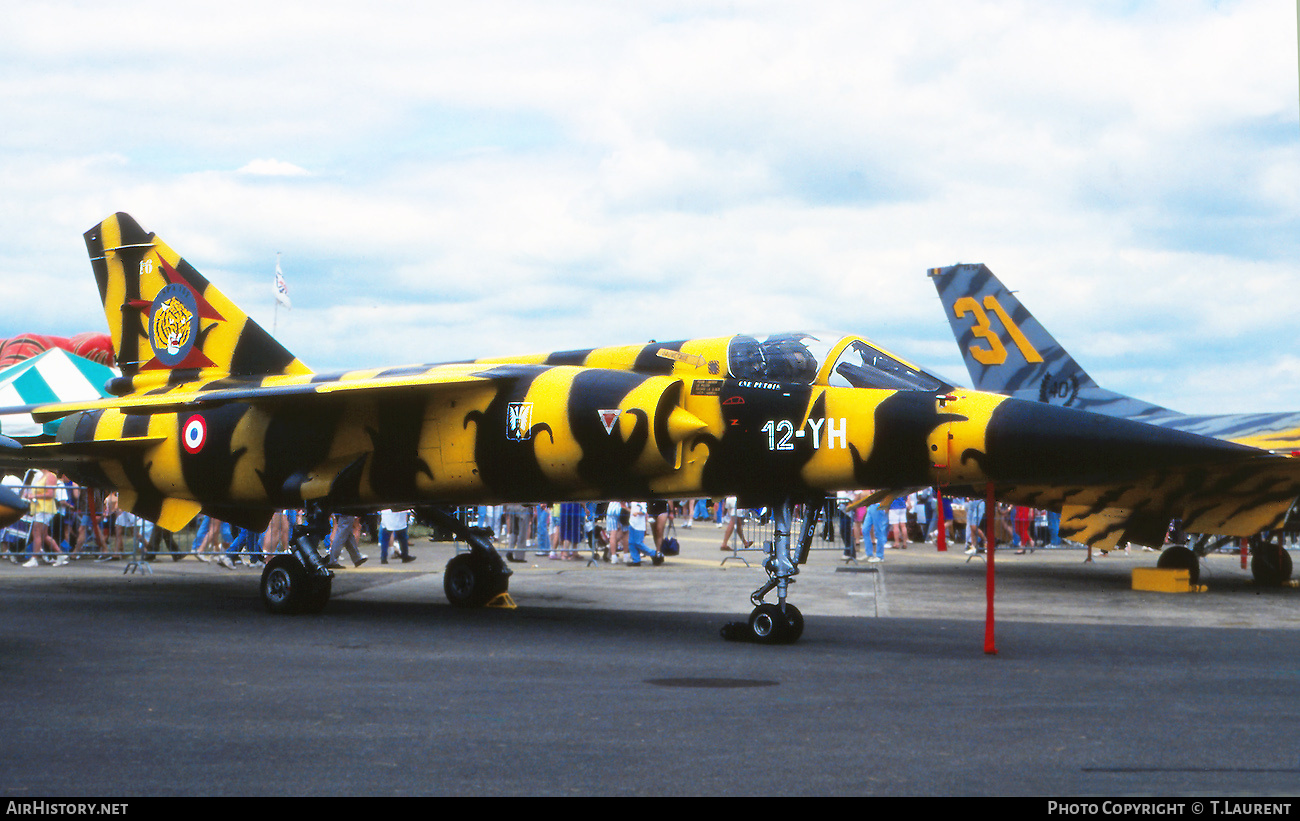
[
  {"xmin": 553, "ymin": 502, "xmax": 584, "ymax": 560},
  {"xmin": 71, "ymin": 485, "xmax": 107, "ymax": 558},
  {"xmin": 964, "ymin": 496, "xmax": 986, "ymax": 555},
  {"xmin": 498, "ymin": 504, "xmax": 526, "ymax": 564},
  {"xmin": 325, "ymin": 514, "xmax": 368, "ymax": 568},
  {"xmin": 23, "ymin": 469, "xmax": 63, "ymax": 567},
  {"xmin": 151, "ymin": 526, "xmax": 182, "ymax": 561},
  {"xmin": 113, "ymin": 502, "xmax": 140, "ymax": 560},
  {"xmin": 863, "ymin": 493, "xmax": 888, "ymax": 563},
  {"xmin": 219, "ymin": 524, "xmax": 265, "ymax": 568},
  {"xmin": 836, "ymin": 489, "xmax": 856, "ymax": 559},
  {"xmin": 926, "ymin": 490, "xmax": 954, "ymax": 545},
  {"xmin": 1014, "ymin": 506, "xmax": 1036, "ymax": 554},
  {"xmin": 379, "ymin": 508, "xmax": 416, "ymax": 564},
  {"xmin": 647, "ymin": 499, "xmax": 670, "ymax": 553},
  {"xmin": 888, "ymin": 495, "xmax": 909, "ymax": 550},
  {"xmin": 264, "ymin": 509, "xmax": 294, "ymax": 557},
  {"xmin": 191, "ymin": 513, "xmax": 216, "ymax": 562},
  {"xmin": 605, "ymin": 501, "xmax": 628, "ymax": 563},
  {"xmin": 625, "ymin": 501, "xmax": 663, "ymax": 566},
  {"xmin": 910, "ymin": 491, "xmax": 928, "ymax": 543},
  {"xmin": 718, "ymin": 496, "xmax": 752, "ymax": 552},
  {"xmin": 534, "ymin": 503, "xmax": 552, "ymax": 557}
]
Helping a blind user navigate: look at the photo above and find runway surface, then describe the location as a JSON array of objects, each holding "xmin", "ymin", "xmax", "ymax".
[{"xmin": 0, "ymin": 528, "xmax": 1296, "ymax": 796}]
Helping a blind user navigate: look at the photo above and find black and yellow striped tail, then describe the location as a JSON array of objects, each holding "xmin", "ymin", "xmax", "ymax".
[{"xmin": 83, "ymin": 213, "xmax": 312, "ymax": 391}]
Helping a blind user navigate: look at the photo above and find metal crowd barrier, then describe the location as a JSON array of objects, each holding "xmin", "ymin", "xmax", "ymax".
[{"xmin": 1, "ymin": 481, "xmax": 301, "ymax": 568}]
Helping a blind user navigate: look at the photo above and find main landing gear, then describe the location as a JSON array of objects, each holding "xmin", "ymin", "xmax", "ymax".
[
  {"xmin": 259, "ymin": 505, "xmax": 515, "ymax": 615},
  {"xmin": 260, "ymin": 506, "xmax": 335, "ymax": 614},
  {"xmin": 424, "ymin": 506, "xmax": 513, "ymax": 608},
  {"xmin": 721, "ymin": 499, "xmax": 813, "ymax": 644},
  {"xmin": 1170, "ymin": 534, "xmax": 1295, "ymax": 588}
]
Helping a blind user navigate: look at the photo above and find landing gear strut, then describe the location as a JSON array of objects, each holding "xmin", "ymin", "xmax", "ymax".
[
  {"xmin": 261, "ymin": 505, "xmax": 335, "ymax": 614},
  {"xmin": 721, "ymin": 499, "xmax": 813, "ymax": 644},
  {"xmin": 424, "ymin": 507, "xmax": 513, "ymax": 608}
]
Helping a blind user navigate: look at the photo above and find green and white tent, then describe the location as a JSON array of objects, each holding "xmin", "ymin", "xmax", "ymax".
[{"xmin": 0, "ymin": 348, "xmax": 117, "ymax": 437}]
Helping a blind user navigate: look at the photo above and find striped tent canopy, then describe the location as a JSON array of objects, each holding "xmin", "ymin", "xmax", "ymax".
[
  {"xmin": 0, "ymin": 348, "xmax": 118, "ymax": 437},
  {"xmin": 0, "ymin": 332, "xmax": 114, "ymax": 368}
]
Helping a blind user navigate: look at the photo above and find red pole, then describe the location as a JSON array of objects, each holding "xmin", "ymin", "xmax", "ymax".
[
  {"xmin": 984, "ymin": 482, "xmax": 998, "ymax": 655},
  {"xmin": 935, "ymin": 487, "xmax": 947, "ymax": 552},
  {"xmin": 1241, "ymin": 538, "xmax": 1248, "ymax": 570}
]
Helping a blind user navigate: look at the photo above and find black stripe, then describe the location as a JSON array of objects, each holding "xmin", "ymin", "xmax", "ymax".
[
  {"xmin": 633, "ymin": 341, "xmax": 685, "ymax": 375},
  {"xmin": 229, "ymin": 319, "xmax": 298, "ymax": 377},
  {"xmin": 545, "ymin": 349, "xmax": 593, "ymax": 366}
]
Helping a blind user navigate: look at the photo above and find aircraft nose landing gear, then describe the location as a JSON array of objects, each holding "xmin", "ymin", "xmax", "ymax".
[{"xmin": 721, "ymin": 499, "xmax": 810, "ymax": 644}]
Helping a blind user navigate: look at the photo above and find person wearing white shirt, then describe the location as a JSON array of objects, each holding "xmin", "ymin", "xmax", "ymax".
[
  {"xmin": 625, "ymin": 502, "xmax": 662, "ymax": 567},
  {"xmin": 379, "ymin": 508, "xmax": 414, "ymax": 564}
]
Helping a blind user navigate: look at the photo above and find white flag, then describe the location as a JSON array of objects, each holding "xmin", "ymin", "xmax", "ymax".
[{"xmin": 274, "ymin": 258, "xmax": 291, "ymax": 309}]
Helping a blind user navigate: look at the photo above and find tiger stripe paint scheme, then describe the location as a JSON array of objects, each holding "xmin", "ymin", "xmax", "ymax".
[{"xmin": 0, "ymin": 213, "xmax": 1298, "ymax": 559}]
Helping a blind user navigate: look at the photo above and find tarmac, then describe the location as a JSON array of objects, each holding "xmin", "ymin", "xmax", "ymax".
[{"xmin": 0, "ymin": 523, "xmax": 1296, "ymax": 796}]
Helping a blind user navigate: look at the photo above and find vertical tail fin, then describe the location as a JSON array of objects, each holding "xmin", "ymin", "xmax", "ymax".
[
  {"xmin": 929, "ymin": 263, "xmax": 1169, "ymax": 416},
  {"xmin": 84, "ymin": 213, "xmax": 311, "ymax": 388}
]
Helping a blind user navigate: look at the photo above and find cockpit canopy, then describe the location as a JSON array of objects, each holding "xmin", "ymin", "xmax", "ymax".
[{"xmin": 726, "ymin": 332, "xmax": 950, "ymax": 393}]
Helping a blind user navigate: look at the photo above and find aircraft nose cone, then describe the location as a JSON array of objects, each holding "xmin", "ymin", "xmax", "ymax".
[{"xmin": 973, "ymin": 397, "xmax": 1261, "ymax": 485}]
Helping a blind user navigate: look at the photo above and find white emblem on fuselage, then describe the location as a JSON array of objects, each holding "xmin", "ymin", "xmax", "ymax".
[{"xmin": 507, "ymin": 402, "xmax": 534, "ymax": 441}]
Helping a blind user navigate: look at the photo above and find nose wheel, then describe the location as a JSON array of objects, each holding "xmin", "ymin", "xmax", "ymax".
[
  {"xmin": 721, "ymin": 499, "xmax": 811, "ymax": 644},
  {"xmin": 721, "ymin": 602, "xmax": 804, "ymax": 644}
]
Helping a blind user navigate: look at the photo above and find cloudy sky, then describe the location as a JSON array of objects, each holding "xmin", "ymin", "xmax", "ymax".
[{"xmin": 3, "ymin": 0, "xmax": 1299, "ymax": 413}]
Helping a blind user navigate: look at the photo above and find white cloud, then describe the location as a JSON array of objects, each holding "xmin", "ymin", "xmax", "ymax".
[{"xmin": 237, "ymin": 159, "xmax": 311, "ymax": 177}]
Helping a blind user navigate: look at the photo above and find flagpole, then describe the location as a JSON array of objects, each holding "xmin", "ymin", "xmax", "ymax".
[{"xmin": 272, "ymin": 252, "xmax": 281, "ymax": 338}]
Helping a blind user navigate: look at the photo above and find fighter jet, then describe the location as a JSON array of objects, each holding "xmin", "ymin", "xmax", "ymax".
[
  {"xmin": 930, "ymin": 262, "xmax": 1299, "ymax": 584},
  {"xmin": 0, "ymin": 214, "xmax": 1296, "ymax": 644}
]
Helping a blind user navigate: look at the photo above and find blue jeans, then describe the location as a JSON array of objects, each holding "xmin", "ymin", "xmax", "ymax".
[
  {"xmin": 227, "ymin": 528, "xmax": 263, "ymax": 561},
  {"xmin": 536, "ymin": 506, "xmax": 550, "ymax": 552},
  {"xmin": 966, "ymin": 499, "xmax": 986, "ymax": 547},
  {"xmin": 628, "ymin": 528, "xmax": 655, "ymax": 563},
  {"xmin": 866, "ymin": 506, "xmax": 887, "ymax": 559},
  {"xmin": 380, "ymin": 527, "xmax": 409, "ymax": 560}
]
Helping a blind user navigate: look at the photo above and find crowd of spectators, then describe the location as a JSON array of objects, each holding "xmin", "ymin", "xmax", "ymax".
[{"xmin": 2, "ymin": 473, "xmax": 1071, "ymax": 570}]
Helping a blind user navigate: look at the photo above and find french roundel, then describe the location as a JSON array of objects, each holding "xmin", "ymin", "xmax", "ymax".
[{"xmin": 182, "ymin": 415, "xmax": 207, "ymax": 454}]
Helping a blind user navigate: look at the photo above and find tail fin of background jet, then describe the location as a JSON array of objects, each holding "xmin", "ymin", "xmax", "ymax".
[
  {"xmin": 84, "ymin": 213, "xmax": 312, "ymax": 389},
  {"xmin": 929, "ymin": 263, "xmax": 1171, "ymax": 418}
]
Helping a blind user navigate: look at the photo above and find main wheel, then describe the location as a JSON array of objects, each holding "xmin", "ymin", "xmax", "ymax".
[
  {"xmin": 1251, "ymin": 542, "xmax": 1293, "ymax": 587},
  {"xmin": 444, "ymin": 552, "xmax": 509, "ymax": 608},
  {"xmin": 1156, "ymin": 545, "xmax": 1200, "ymax": 586},
  {"xmin": 261, "ymin": 555, "xmax": 307, "ymax": 614}
]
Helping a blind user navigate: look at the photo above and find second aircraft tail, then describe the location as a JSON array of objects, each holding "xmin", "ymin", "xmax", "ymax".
[{"xmin": 929, "ymin": 263, "xmax": 1170, "ymax": 417}]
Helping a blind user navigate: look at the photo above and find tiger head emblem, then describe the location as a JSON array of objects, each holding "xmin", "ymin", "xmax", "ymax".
[{"xmin": 151, "ymin": 293, "xmax": 194, "ymax": 358}]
